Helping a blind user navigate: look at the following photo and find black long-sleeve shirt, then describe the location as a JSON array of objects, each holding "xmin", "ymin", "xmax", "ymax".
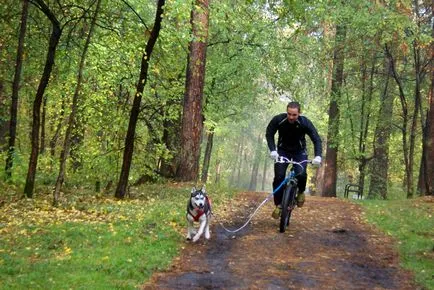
[{"xmin": 266, "ymin": 113, "xmax": 322, "ymax": 157}]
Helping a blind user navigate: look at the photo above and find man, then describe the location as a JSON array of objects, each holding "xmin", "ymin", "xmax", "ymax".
[{"xmin": 266, "ymin": 101, "xmax": 322, "ymax": 219}]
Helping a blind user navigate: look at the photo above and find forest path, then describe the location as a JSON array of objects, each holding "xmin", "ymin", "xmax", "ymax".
[{"xmin": 142, "ymin": 192, "xmax": 418, "ymax": 289}]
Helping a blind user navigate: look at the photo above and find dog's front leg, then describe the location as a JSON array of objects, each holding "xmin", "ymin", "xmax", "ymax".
[
  {"xmin": 204, "ymin": 218, "xmax": 211, "ymax": 240},
  {"xmin": 192, "ymin": 217, "xmax": 206, "ymax": 242},
  {"xmin": 186, "ymin": 216, "xmax": 195, "ymax": 240}
]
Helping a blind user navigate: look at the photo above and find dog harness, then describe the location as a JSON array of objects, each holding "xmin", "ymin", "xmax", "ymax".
[
  {"xmin": 191, "ymin": 209, "xmax": 206, "ymax": 222},
  {"xmin": 188, "ymin": 196, "xmax": 211, "ymax": 222}
]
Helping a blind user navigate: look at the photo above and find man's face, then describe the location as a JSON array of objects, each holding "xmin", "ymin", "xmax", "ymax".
[{"xmin": 287, "ymin": 107, "xmax": 300, "ymax": 123}]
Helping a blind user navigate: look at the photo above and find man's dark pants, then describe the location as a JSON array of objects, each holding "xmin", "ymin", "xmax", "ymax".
[{"xmin": 272, "ymin": 150, "xmax": 308, "ymax": 206}]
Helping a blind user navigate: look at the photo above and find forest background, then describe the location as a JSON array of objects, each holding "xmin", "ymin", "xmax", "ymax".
[
  {"xmin": 0, "ymin": 0, "xmax": 433, "ymax": 200},
  {"xmin": 0, "ymin": 0, "xmax": 433, "ymax": 289}
]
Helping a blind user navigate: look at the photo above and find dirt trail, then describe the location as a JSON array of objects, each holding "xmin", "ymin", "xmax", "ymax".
[{"xmin": 143, "ymin": 192, "xmax": 419, "ymax": 289}]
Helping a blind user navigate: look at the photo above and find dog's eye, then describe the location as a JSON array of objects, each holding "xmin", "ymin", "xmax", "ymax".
[{"xmin": 192, "ymin": 191, "xmax": 202, "ymax": 197}]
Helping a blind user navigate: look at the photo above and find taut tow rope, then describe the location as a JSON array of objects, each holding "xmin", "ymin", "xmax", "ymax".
[{"xmin": 213, "ymin": 176, "xmax": 289, "ymax": 233}]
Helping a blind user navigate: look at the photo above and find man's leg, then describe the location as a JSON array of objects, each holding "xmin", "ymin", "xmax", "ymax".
[
  {"xmin": 272, "ymin": 161, "xmax": 288, "ymax": 219},
  {"xmin": 273, "ymin": 161, "xmax": 289, "ymax": 206},
  {"xmin": 294, "ymin": 151, "xmax": 308, "ymax": 206}
]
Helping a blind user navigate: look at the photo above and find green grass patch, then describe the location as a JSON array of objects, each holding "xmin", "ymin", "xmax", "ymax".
[
  {"xmin": 0, "ymin": 183, "xmax": 237, "ymax": 289},
  {"xmin": 358, "ymin": 196, "xmax": 434, "ymax": 289}
]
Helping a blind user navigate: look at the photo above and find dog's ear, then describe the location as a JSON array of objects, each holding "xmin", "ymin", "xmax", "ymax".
[
  {"xmin": 191, "ymin": 187, "xmax": 197, "ymax": 196},
  {"xmin": 201, "ymin": 185, "xmax": 206, "ymax": 195}
]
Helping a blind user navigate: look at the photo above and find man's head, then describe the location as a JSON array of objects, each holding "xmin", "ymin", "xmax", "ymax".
[{"xmin": 286, "ymin": 101, "xmax": 301, "ymax": 123}]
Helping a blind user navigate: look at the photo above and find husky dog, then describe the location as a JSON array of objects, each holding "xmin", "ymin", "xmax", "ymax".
[{"xmin": 186, "ymin": 186, "xmax": 212, "ymax": 242}]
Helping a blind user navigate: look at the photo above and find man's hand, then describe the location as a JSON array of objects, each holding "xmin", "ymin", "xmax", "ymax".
[
  {"xmin": 312, "ymin": 156, "xmax": 322, "ymax": 166},
  {"xmin": 270, "ymin": 150, "xmax": 279, "ymax": 160}
]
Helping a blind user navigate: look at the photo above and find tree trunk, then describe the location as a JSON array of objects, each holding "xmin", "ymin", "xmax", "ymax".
[
  {"xmin": 368, "ymin": 47, "xmax": 394, "ymax": 199},
  {"xmin": 40, "ymin": 95, "xmax": 47, "ymax": 154},
  {"xmin": 356, "ymin": 50, "xmax": 376, "ymax": 198},
  {"xmin": 407, "ymin": 36, "xmax": 423, "ymax": 198},
  {"xmin": 322, "ymin": 24, "xmax": 346, "ymax": 197},
  {"xmin": 49, "ymin": 98, "xmax": 65, "ymax": 160},
  {"xmin": 0, "ymin": 81, "xmax": 8, "ymax": 150},
  {"xmin": 418, "ymin": 0, "xmax": 434, "ymax": 196},
  {"xmin": 53, "ymin": 0, "xmax": 101, "ymax": 206},
  {"xmin": 200, "ymin": 128, "xmax": 214, "ymax": 183},
  {"xmin": 358, "ymin": 159, "xmax": 368, "ymax": 197},
  {"xmin": 24, "ymin": 0, "xmax": 61, "ymax": 198},
  {"xmin": 237, "ymin": 137, "xmax": 244, "ymax": 186},
  {"xmin": 115, "ymin": 0, "xmax": 165, "ymax": 199},
  {"xmin": 386, "ymin": 44, "xmax": 413, "ymax": 198},
  {"xmin": 5, "ymin": 0, "xmax": 29, "ymax": 179},
  {"xmin": 424, "ymin": 78, "xmax": 434, "ymax": 195},
  {"xmin": 176, "ymin": 0, "xmax": 210, "ymax": 182},
  {"xmin": 70, "ymin": 120, "xmax": 84, "ymax": 172}
]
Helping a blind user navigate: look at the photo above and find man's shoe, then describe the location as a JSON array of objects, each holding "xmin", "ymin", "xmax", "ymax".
[
  {"xmin": 296, "ymin": 192, "xmax": 305, "ymax": 207},
  {"xmin": 271, "ymin": 205, "xmax": 282, "ymax": 219}
]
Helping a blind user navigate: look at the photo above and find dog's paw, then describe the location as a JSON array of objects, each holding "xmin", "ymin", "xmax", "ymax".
[
  {"xmin": 205, "ymin": 232, "xmax": 210, "ymax": 240},
  {"xmin": 192, "ymin": 235, "xmax": 200, "ymax": 242},
  {"xmin": 186, "ymin": 233, "xmax": 192, "ymax": 240}
]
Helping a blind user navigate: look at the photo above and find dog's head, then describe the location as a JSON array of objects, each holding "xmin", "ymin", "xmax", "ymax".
[{"xmin": 190, "ymin": 186, "xmax": 207, "ymax": 209}]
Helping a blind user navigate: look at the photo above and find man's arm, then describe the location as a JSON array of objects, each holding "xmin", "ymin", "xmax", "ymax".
[
  {"xmin": 304, "ymin": 117, "xmax": 322, "ymax": 157},
  {"xmin": 265, "ymin": 116, "xmax": 278, "ymax": 152}
]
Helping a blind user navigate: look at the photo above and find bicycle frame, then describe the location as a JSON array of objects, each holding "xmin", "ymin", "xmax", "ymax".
[{"xmin": 275, "ymin": 156, "xmax": 311, "ymax": 233}]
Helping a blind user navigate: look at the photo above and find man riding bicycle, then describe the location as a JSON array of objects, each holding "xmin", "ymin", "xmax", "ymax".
[{"xmin": 266, "ymin": 101, "xmax": 322, "ymax": 219}]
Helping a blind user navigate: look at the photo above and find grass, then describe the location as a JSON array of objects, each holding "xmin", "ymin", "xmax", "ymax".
[
  {"xmin": 2, "ymin": 181, "xmax": 432, "ymax": 289},
  {"xmin": 0, "ymin": 183, "xmax": 237, "ymax": 289},
  {"xmin": 358, "ymin": 196, "xmax": 434, "ymax": 290}
]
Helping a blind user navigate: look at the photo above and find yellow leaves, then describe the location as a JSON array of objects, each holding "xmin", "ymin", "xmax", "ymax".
[
  {"xmin": 118, "ymin": 215, "xmax": 128, "ymax": 221},
  {"xmin": 0, "ymin": 196, "xmax": 125, "ymax": 238},
  {"xmin": 108, "ymin": 223, "xmax": 117, "ymax": 236},
  {"xmin": 54, "ymin": 245, "xmax": 73, "ymax": 261},
  {"xmin": 64, "ymin": 246, "xmax": 73, "ymax": 255}
]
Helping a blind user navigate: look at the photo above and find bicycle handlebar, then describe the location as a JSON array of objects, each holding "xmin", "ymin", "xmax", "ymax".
[
  {"xmin": 274, "ymin": 156, "xmax": 314, "ymax": 170},
  {"xmin": 274, "ymin": 156, "xmax": 312, "ymax": 165}
]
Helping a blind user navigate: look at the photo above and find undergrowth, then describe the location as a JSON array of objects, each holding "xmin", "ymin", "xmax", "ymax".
[{"xmin": 0, "ymin": 183, "xmax": 236, "ymax": 289}]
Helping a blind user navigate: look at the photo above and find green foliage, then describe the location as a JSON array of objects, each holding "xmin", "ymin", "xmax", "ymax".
[
  {"xmin": 0, "ymin": 0, "xmax": 431, "ymax": 201},
  {"xmin": 359, "ymin": 196, "xmax": 434, "ymax": 289}
]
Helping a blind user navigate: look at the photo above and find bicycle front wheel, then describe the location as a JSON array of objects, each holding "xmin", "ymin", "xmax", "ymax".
[{"xmin": 279, "ymin": 185, "xmax": 293, "ymax": 233}]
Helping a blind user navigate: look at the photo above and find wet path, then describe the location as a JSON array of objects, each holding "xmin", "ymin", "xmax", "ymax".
[{"xmin": 143, "ymin": 193, "xmax": 418, "ymax": 289}]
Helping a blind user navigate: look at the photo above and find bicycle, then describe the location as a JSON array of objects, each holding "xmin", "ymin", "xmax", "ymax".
[{"xmin": 274, "ymin": 156, "xmax": 312, "ymax": 233}]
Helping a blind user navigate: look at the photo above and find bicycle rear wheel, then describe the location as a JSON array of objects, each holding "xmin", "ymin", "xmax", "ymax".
[{"xmin": 279, "ymin": 185, "xmax": 294, "ymax": 233}]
